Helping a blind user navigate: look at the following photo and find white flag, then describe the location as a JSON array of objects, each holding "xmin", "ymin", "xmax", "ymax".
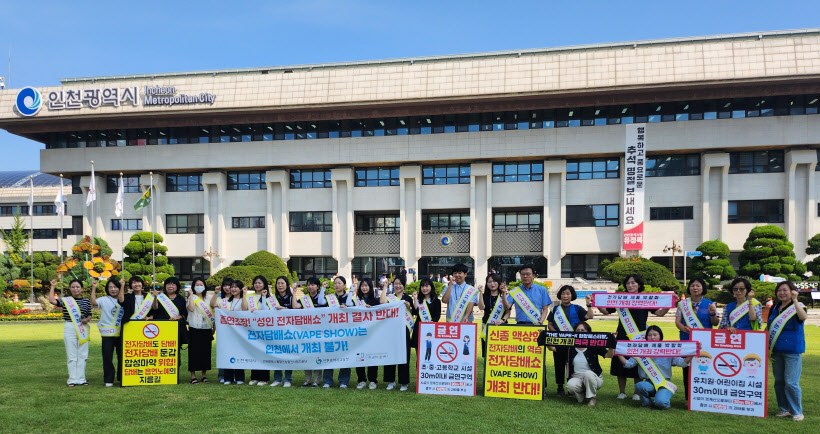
[
  {"xmin": 54, "ymin": 178, "xmax": 64, "ymax": 217},
  {"xmin": 27, "ymin": 177, "xmax": 33, "ymax": 216},
  {"xmin": 114, "ymin": 179, "xmax": 124, "ymax": 217},
  {"xmin": 85, "ymin": 165, "xmax": 96, "ymax": 206}
]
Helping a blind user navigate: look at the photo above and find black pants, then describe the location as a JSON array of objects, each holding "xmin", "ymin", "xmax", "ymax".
[
  {"xmin": 683, "ymin": 366, "xmax": 690, "ymax": 399},
  {"xmin": 356, "ymin": 366, "xmax": 378, "ymax": 383},
  {"xmin": 553, "ymin": 348, "xmax": 568, "ymax": 387},
  {"xmin": 224, "ymin": 369, "xmax": 245, "ymax": 383},
  {"xmin": 101, "ymin": 336, "xmax": 123, "ymax": 384},
  {"xmin": 251, "ymin": 370, "xmax": 270, "ymax": 382},
  {"xmin": 424, "ymin": 347, "xmax": 432, "ymax": 361},
  {"xmin": 384, "ymin": 339, "xmax": 412, "ymax": 385}
]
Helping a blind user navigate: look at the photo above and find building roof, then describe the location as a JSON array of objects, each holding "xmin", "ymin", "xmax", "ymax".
[{"xmin": 0, "ymin": 171, "xmax": 71, "ymax": 188}]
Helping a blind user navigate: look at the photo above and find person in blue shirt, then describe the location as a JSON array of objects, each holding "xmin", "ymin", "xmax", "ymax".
[
  {"xmin": 441, "ymin": 263, "xmax": 478, "ymax": 323},
  {"xmin": 501, "ymin": 264, "xmax": 552, "ymax": 325},
  {"xmin": 546, "ymin": 284, "xmax": 593, "ymax": 396},
  {"xmin": 719, "ymin": 278, "xmax": 761, "ymax": 332},
  {"xmin": 674, "ymin": 277, "xmax": 719, "ymax": 399},
  {"xmin": 767, "ymin": 281, "xmax": 807, "ymax": 421}
]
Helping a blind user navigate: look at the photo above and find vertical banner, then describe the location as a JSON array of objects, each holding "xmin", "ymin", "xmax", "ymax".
[
  {"xmin": 416, "ymin": 322, "xmax": 477, "ymax": 396},
  {"xmin": 121, "ymin": 321, "xmax": 179, "ymax": 386},
  {"xmin": 484, "ymin": 325, "xmax": 546, "ymax": 400},
  {"xmin": 623, "ymin": 123, "xmax": 646, "ymax": 251},
  {"xmin": 689, "ymin": 329, "xmax": 768, "ymax": 418}
]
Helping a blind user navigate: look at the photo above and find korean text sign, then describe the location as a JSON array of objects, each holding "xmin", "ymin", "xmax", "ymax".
[
  {"xmin": 121, "ymin": 321, "xmax": 179, "ymax": 386},
  {"xmin": 416, "ymin": 322, "xmax": 477, "ymax": 396},
  {"xmin": 485, "ymin": 325, "xmax": 546, "ymax": 400}
]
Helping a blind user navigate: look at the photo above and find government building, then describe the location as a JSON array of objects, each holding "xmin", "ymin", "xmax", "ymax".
[{"xmin": 0, "ymin": 29, "xmax": 818, "ymax": 284}]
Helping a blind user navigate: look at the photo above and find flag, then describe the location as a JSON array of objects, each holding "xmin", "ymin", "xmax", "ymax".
[
  {"xmin": 54, "ymin": 178, "xmax": 64, "ymax": 217},
  {"xmin": 115, "ymin": 179, "xmax": 124, "ymax": 217},
  {"xmin": 134, "ymin": 186, "xmax": 152, "ymax": 211},
  {"xmin": 27, "ymin": 177, "xmax": 33, "ymax": 216},
  {"xmin": 85, "ymin": 165, "xmax": 96, "ymax": 206}
]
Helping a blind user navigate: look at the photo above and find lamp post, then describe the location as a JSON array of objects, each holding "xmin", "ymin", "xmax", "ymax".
[
  {"xmin": 202, "ymin": 246, "xmax": 219, "ymax": 276},
  {"xmin": 663, "ymin": 240, "xmax": 683, "ymax": 279}
]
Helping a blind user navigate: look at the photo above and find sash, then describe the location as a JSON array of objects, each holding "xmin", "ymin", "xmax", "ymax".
[
  {"xmin": 636, "ymin": 356, "xmax": 677, "ymax": 393},
  {"xmin": 194, "ymin": 296, "xmax": 215, "ymax": 328},
  {"xmin": 268, "ymin": 294, "xmax": 281, "ymax": 308},
  {"xmin": 326, "ymin": 294, "xmax": 340, "ymax": 308},
  {"xmin": 510, "ymin": 287, "xmax": 541, "ymax": 324},
  {"xmin": 98, "ymin": 301, "xmax": 124, "ymax": 337},
  {"xmin": 729, "ymin": 299, "xmax": 759, "ymax": 328},
  {"xmin": 768, "ymin": 303, "xmax": 799, "ymax": 352},
  {"xmin": 157, "ymin": 293, "xmax": 180, "ymax": 318},
  {"xmin": 350, "ymin": 292, "xmax": 366, "ymax": 307},
  {"xmin": 617, "ymin": 308, "xmax": 646, "ymax": 341},
  {"xmin": 63, "ymin": 297, "xmax": 90, "ymax": 344},
  {"xmin": 301, "ymin": 295, "xmax": 315, "ymax": 309},
  {"xmin": 679, "ymin": 299, "xmax": 704, "ymax": 330},
  {"xmin": 553, "ymin": 305, "xmax": 573, "ymax": 332},
  {"xmin": 615, "ymin": 340, "xmax": 699, "ymax": 357},
  {"xmin": 219, "ymin": 296, "xmax": 231, "ymax": 310},
  {"xmin": 447, "ymin": 285, "xmax": 478, "ymax": 323},
  {"xmin": 131, "ymin": 294, "xmax": 154, "ymax": 320},
  {"xmin": 245, "ymin": 291, "xmax": 258, "ymax": 311},
  {"xmin": 482, "ymin": 295, "xmax": 505, "ymax": 338},
  {"xmin": 418, "ymin": 298, "xmax": 433, "ymax": 323},
  {"xmin": 387, "ymin": 295, "xmax": 415, "ymax": 331}
]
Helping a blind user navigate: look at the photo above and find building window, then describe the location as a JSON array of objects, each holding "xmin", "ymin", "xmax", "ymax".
[
  {"xmin": 422, "ymin": 213, "xmax": 470, "ymax": 232},
  {"xmin": 227, "ymin": 171, "xmax": 266, "ymax": 190},
  {"xmin": 166, "ymin": 173, "xmax": 203, "ymax": 192},
  {"xmin": 288, "ymin": 257, "xmax": 339, "ymax": 280},
  {"xmin": 566, "ymin": 204, "xmax": 619, "ymax": 227},
  {"xmin": 649, "ymin": 206, "xmax": 694, "ymax": 220},
  {"xmin": 492, "ymin": 212, "xmax": 542, "ymax": 231},
  {"xmin": 168, "ymin": 257, "xmax": 209, "ymax": 281},
  {"xmin": 0, "ymin": 204, "xmax": 64, "ymax": 216},
  {"xmin": 106, "ymin": 175, "xmax": 140, "ymax": 193},
  {"xmin": 111, "ymin": 219, "xmax": 142, "ymax": 231},
  {"xmin": 356, "ymin": 214, "xmax": 400, "ymax": 233},
  {"xmin": 72, "ymin": 216, "xmax": 83, "ymax": 234},
  {"xmin": 232, "ymin": 217, "xmax": 265, "ymax": 229},
  {"xmin": 728, "ymin": 200, "xmax": 784, "ymax": 223},
  {"xmin": 32, "ymin": 229, "xmax": 72, "ymax": 239},
  {"xmin": 289, "ymin": 212, "xmax": 332, "ymax": 232},
  {"xmin": 729, "ymin": 150, "xmax": 784, "ymax": 174},
  {"xmin": 354, "ymin": 167, "xmax": 399, "ymax": 187},
  {"xmin": 646, "ymin": 154, "xmax": 700, "ymax": 177},
  {"xmin": 566, "ymin": 158, "xmax": 619, "ymax": 180},
  {"xmin": 422, "ymin": 164, "xmax": 470, "ymax": 185},
  {"xmin": 166, "ymin": 214, "xmax": 204, "ymax": 234},
  {"xmin": 492, "ymin": 162, "xmax": 544, "ymax": 183},
  {"xmin": 71, "ymin": 175, "xmax": 82, "ymax": 195},
  {"xmin": 290, "ymin": 169, "xmax": 331, "ymax": 189},
  {"xmin": 561, "ymin": 254, "xmax": 617, "ymax": 279}
]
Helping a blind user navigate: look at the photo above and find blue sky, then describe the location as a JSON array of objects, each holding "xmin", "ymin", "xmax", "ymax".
[{"xmin": 1, "ymin": 0, "xmax": 817, "ymax": 169}]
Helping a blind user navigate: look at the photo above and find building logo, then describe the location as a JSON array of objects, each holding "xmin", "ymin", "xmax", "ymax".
[
  {"xmin": 15, "ymin": 87, "xmax": 42, "ymax": 117},
  {"xmin": 230, "ymin": 357, "xmax": 236, "ymax": 364},
  {"xmin": 440, "ymin": 235, "xmax": 452, "ymax": 247}
]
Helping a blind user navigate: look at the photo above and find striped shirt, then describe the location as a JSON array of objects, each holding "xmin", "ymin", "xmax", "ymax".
[{"xmin": 56, "ymin": 297, "xmax": 92, "ymax": 322}]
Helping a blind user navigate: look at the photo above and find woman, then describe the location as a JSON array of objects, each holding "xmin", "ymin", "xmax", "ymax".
[
  {"xmin": 380, "ymin": 275, "xmax": 414, "ymax": 391},
  {"xmin": 674, "ymin": 277, "xmax": 719, "ymax": 399},
  {"xmin": 477, "ymin": 273, "xmax": 509, "ymax": 358},
  {"xmin": 554, "ymin": 321, "xmax": 614, "ymax": 406},
  {"xmin": 293, "ymin": 276, "xmax": 327, "ymax": 387},
  {"xmin": 767, "ymin": 281, "xmax": 807, "ymax": 421},
  {"xmin": 151, "ymin": 276, "xmax": 189, "ymax": 350},
  {"xmin": 355, "ymin": 277, "xmax": 380, "ymax": 389},
  {"xmin": 48, "ymin": 278, "xmax": 92, "ymax": 387},
  {"xmin": 118, "ymin": 276, "xmax": 151, "ymax": 321},
  {"xmin": 322, "ymin": 276, "xmax": 352, "ymax": 388},
  {"xmin": 210, "ymin": 278, "xmax": 234, "ymax": 383},
  {"xmin": 218, "ymin": 280, "xmax": 247, "ymax": 385},
  {"xmin": 546, "ymin": 285, "xmax": 594, "ymax": 397},
  {"xmin": 186, "ymin": 277, "xmax": 213, "ymax": 384},
  {"xmin": 617, "ymin": 325, "xmax": 694, "ymax": 410},
  {"xmin": 720, "ymin": 278, "xmax": 761, "ymax": 332},
  {"xmin": 248, "ymin": 275, "xmax": 273, "ymax": 386},
  {"xmin": 90, "ymin": 278, "xmax": 125, "ymax": 387},
  {"xmin": 411, "ymin": 278, "xmax": 441, "ymax": 348},
  {"xmin": 600, "ymin": 274, "xmax": 669, "ymax": 400},
  {"xmin": 271, "ymin": 276, "xmax": 294, "ymax": 387}
]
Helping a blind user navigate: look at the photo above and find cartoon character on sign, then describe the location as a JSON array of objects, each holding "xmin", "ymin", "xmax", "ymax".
[
  {"xmin": 694, "ymin": 351, "xmax": 712, "ymax": 374},
  {"xmin": 743, "ymin": 353, "xmax": 761, "ymax": 376},
  {"xmin": 462, "ymin": 335, "xmax": 471, "ymax": 363},
  {"xmin": 425, "ymin": 332, "xmax": 433, "ymax": 362}
]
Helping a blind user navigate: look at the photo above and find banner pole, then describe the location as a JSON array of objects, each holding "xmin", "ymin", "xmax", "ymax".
[{"xmin": 150, "ymin": 172, "xmax": 155, "ymax": 290}]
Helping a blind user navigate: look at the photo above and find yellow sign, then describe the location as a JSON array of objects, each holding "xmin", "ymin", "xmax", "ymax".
[
  {"xmin": 121, "ymin": 321, "xmax": 179, "ymax": 386},
  {"xmin": 484, "ymin": 325, "xmax": 545, "ymax": 400}
]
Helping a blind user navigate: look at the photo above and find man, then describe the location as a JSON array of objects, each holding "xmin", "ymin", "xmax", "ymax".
[
  {"xmin": 502, "ymin": 264, "xmax": 551, "ymax": 324},
  {"xmin": 441, "ymin": 263, "xmax": 478, "ymax": 323}
]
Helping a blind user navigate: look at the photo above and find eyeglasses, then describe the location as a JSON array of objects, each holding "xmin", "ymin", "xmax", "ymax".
[
  {"xmin": 520, "ymin": 272, "xmax": 534, "ymax": 277},
  {"xmin": 732, "ymin": 287, "xmax": 746, "ymax": 292}
]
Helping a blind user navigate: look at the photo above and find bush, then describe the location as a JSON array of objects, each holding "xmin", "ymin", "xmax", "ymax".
[
  {"xmin": 405, "ymin": 280, "xmax": 445, "ymax": 296},
  {"xmin": 205, "ymin": 266, "xmax": 282, "ymax": 291},
  {"xmin": 739, "ymin": 225, "xmax": 803, "ymax": 281},
  {"xmin": 123, "ymin": 232, "xmax": 173, "ymax": 280},
  {"xmin": 600, "ymin": 256, "xmax": 682, "ymax": 292},
  {"xmin": 687, "ymin": 240, "xmax": 735, "ymax": 288}
]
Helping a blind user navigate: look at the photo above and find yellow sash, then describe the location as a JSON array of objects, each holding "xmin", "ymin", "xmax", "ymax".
[
  {"xmin": 194, "ymin": 296, "xmax": 214, "ymax": 328},
  {"xmin": 131, "ymin": 293, "xmax": 154, "ymax": 320},
  {"xmin": 63, "ymin": 296, "xmax": 90, "ymax": 344}
]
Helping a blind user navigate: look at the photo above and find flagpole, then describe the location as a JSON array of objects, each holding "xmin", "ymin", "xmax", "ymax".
[
  {"xmin": 58, "ymin": 175, "xmax": 63, "ymax": 262},
  {"xmin": 29, "ymin": 176, "xmax": 34, "ymax": 303},
  {"xmin": 119, "ymin": 172, "xmax": 124, "ymax": 272},
  {"xmin": 88, "ymin": 161, "xmax": 95, "ymax": 284},
  {"xmin": 150, "ymin": 172, "xmax": 155, "ymax": 290}
]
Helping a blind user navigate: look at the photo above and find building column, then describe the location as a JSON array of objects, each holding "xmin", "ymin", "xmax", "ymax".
[
  {"xmin": 543, "ymin": 160, "xmax": 566, "ymax": 279},
  {"xmin": 202, "ymin": 172, "xmax": 226, "ymax": 272},
  {"xmin": 331, "ymin": 168, "xmax": 354, "ymax": 280},
  {"xmin": 701, "ymin": 153, "xmax": 730, "ymax": 243},
  {"xmin": 785, "ymin": 149, "xmax": 817, "ymax": 261},
  {"xmin": 399, "ymin": 165, "xmax": 421, "ymax": 277},
  {"xmin": 470, "ymin": 162, "xmax": 492, "ymax": 285},
  {"xmin": 265, "ymin": 170, "xmax": 289, "ymax": 261}
]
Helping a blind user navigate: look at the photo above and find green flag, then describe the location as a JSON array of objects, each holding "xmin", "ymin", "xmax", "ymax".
[{"xmin": 134, "ymin": 186, "xmax": 152, "ymax": 210}]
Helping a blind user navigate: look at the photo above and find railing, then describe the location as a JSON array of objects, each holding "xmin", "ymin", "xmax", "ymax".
[
  {"xmin": 354, "ymin": 231, "xmax": 401, "ymax": 255},
  {"xmin": 492, "ymin": 229, "xmax": 543, "ymax": 254},
  {"xmin": 421, "ymin": 230, "xmax": 470, "ymax": 255}
]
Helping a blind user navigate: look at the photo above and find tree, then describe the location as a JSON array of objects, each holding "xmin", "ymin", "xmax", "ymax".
[
  {"xmin": 804, "ymin": 233, "xmax": 820, "ymax": 280},
  {"xmin": 1, "ymin": 213, "xmax": 29, "ymax": 265},
  {"xmin": 738, "ymin": 225, "xmax": 805, "ymax": 281},
  {"xmin": 598, "ymin": 256, "xmax": 682, "ymax": 292},
  {"xmin": 205, "ymin": 250, "xmax": 290, "ymax": 290},
  {"xmin": 123, "ymin": 232, "xmax": 174, "ymax": 285},
  {"xmin": 687, "ymin": 240, "xmax": 736, "ymax": 287}
]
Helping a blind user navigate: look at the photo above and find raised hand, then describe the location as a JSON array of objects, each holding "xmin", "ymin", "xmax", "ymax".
[{"xmin": 708, "ymin": 303, "xmax": 717, "ymax": 316}]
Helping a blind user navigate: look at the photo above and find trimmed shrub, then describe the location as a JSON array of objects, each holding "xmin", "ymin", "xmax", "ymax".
[
  {"xmin": 739, "ymin": 225, "xmax": 804, "ymax": 281},
  {"xmin": 687, "ymin": 240, "xmax": 735, "ymax": 288},
  {"xmin": 405, "ymin": 280, "xmax": 445, "ymax": 296},
  {"xmin": 205, "ymin": 266, "xmax": 281, "ymax": 291},
  {"xmin": 600, "ymin": 256, "xmax": 682, "ymax": 292},
  {"xmin": 123, "ymin": 232, "xmax": 173, "ymax": 283}
]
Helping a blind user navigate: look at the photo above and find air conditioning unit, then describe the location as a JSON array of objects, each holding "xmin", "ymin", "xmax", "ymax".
[{"xmin": 0, "ymin": 77, "xmax": 5, "ymax": 90}]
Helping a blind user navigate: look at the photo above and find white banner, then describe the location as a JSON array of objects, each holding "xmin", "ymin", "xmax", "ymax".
[
  {"xmin": 591, "ymin": 292, "xmax": 676, "ymax": 309},
  {"xmin": 614, "ymin": 340, "xmax": 700, "ymax": 357},
  {"xmin": 215, "ymin": 301, "xmax": 406, "ymax": 370},
  {"xmin": 623, "ymin": 123, "xmax": 646, "ymax": 250},
  {"xmin": 416, "ymin": 322, "xmax": 477, "ymax": 396}
]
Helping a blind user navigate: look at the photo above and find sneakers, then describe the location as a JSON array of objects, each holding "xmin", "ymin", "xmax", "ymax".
[
  {"xmin": 399, "ymin": 384, "xmax": 408, "ymax": 391},
  {"xmin": 356, "ymin": 382, "xmax": 367, "ymax": 389},
  {"xmin": 219, "ymin": 379, "xmax": 225, "ymax": 383},
  {"xmin": 322, "ymin": 384, "xmax": 331, "ymax": 388},
  {"xmin": 223, "ymin": 381, "xmax": 232, "ymax": 385},
  {"xmin": 340, "ymin": 384, "xmax": 348, "ymax": 389},
  {"xmin": 368, "ymin": 382, "xmax": 377, "ymax": 390},
  {"xmin": 283, "ymin": 382, "xmax": 291, "ymax": 388},
  {"xmin": 386, "ymin": 382, "xmax": 396, "ymax": 390},
  {"xmin": 302, "ymin": 382, "xmax": 310, "ymax": 387},
  {"xmin": 248, "ymin": 380, "xmax": 258, "ymax": 386},
  {"xmin": 794, "ymin": 415, "xmax": 804, "ymax": 421},
  {"xmin": 632, "ymin": 394, "xmax": 640, "ymax": 401},
  {"xmin": 311, "ymin": 382, "xmax": 319, "ymax": 387},
  {"xmin": 270, "ymin": 381, "xmax": 281, "ymax": 387},
  {"xmin": 257, "ymin": 382, "xmax": 268, "ymax": 386},
  {"xmin": 775, "ymin": 411, "xmax": 792, "ymax": 417},
  {"xmin": 616, "ymin": 393, "xmax": 627, "ymax": 399},
  {"xmin": 235, "ymin": 381, "xmax": 244, "ymax": 385},
  {"xmin": 105, "ymin": 383, "xmax": 113, "ymax": 388}
]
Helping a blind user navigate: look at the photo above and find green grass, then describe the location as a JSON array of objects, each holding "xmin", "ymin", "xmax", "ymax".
[{"xmin": 0, "ymin": 321, "xmax": 817, "ymax": 433}]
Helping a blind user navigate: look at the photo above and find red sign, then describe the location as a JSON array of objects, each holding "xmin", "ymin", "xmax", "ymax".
[{"xmin": 142, "ymin": 323, "xmax": 160, "ymax": 339}]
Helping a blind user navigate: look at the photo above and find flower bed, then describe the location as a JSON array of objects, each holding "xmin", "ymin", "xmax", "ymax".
[{"xmin": 0, "ymin": 312, "xmax": 63, "ymax": 322}]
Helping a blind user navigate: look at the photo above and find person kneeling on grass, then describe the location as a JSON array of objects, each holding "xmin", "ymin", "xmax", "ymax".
[
  {"xmin": 616, "ymin": 325, "xmax": 694, "ymax": 410},
  {"xmin": 550, "ymin": 321, "xmax": 614, "ymax": 406}
]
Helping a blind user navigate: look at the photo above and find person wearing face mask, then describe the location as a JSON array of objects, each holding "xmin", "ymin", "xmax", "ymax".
[
  {"xmin": 49, "ymin": 277, "xmax": 92, "ymax": 387},
  {"xmin": 248, "ymin": 275, "xmax": 273, "ymax": 386},
  {"xmin": 186, "ymin": 277, "xmax": 213, "ymax": 384},
  {"xmin": 90, "ymin": 278, "xmax": 125, "ymax": 387},
  {"xmin": 210, "ymin": 277, "xmax": 234, "ymax": 383}
]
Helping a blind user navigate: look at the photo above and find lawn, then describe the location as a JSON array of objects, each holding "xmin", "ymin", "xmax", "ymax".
[{"xmin": 0, "ymin": 320, "xmax": 816, "ymax": 433}]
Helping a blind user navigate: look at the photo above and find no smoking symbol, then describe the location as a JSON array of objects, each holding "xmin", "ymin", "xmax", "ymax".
[
  {"xmin": 143, "ymin": 323, "xmax": 159, "ymax": 339},
  {"xmin": 713, "ymin": 352, "xmax": 741, "ymax": 377},
  {"xmin": 436, "ymin": 342, "xmax": 457, "ymax": 363}
]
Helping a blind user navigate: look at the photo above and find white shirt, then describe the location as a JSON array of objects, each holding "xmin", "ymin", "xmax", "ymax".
[
  {"xmin": 132, "ymin": 294, "xmax": 144, "ymax": 312},
  {"xmin": 187, "ymin": 294, "xmax": 213, "ymax": 329},
  {"xmin": 572, "ymin": 348, "xmax": 591, "ymax": 376}
]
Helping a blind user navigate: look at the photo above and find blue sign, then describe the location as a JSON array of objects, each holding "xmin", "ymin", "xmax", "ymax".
[
  {"xmin": 685, "ymin": 251, "xmax": 703, "ymax": 257},
  {"xmin": 440, "ymin": 235, "xmax": 452, "ymax": 247}
]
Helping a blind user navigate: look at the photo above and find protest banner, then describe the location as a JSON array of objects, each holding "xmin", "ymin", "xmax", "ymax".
[
  {"xmin": 591, "ymin": 292, "xmax": 676, "ymax": 309},
  {"xmin": 416, "ymin": 322, "xmax": 477, "ymax": 396},
  {"xmin": 538, "ymin": 331, "xmax": 616, "ymax": 348},
  {"xmin": 216, "ymin": 301, "xmax": 406, "ymax": 370},
  {"xmin": 485, "ymin": 325, "xmax": 546, "ymax": 400},
  {"xmin": 121, "ymin": 321, "xmax": 179, "ymax": 386},
  {"xmin": 614, "ymin": 340, "xmax": 700, "ymax": 357},
  {"xmin": 689, "ymin": 329, "xmax": 768, "ymax": 418}
]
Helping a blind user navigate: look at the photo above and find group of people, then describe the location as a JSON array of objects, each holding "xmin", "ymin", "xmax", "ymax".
[{"xmin": 48, "ymin": 264, "xmax": 807, "ymax": 420}]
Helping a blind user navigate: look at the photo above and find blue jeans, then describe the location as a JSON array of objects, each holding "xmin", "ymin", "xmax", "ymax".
[
  {"xmin": 322, "ymin": 368, "xmax": 351, "ymax": 387},
  {"xmin": 273, "ymin": 370, "xmax": 292, "ymax": 383},
  {"xmin": 772, "ymin": 352, "xmax": 802, "ymax": 416},
  {"xmin": 635, "ymin": 380, "xmax": 674, "ymax": 409}
]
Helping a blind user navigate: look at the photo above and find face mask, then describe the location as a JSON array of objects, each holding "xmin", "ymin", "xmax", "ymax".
[{"xmin": 194, "ymin": 286, "xmax": 205, "ymax": 293}]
